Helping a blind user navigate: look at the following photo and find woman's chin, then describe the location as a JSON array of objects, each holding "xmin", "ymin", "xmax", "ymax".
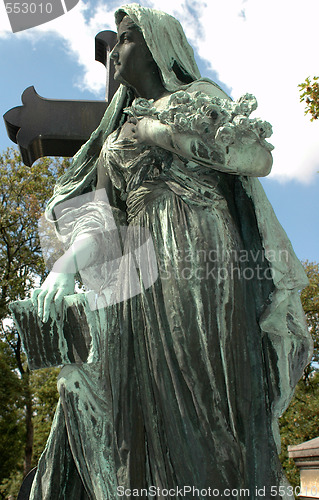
[{"xmin": 113, "ymin": 73, "xmax": 128, "ymax": 86}]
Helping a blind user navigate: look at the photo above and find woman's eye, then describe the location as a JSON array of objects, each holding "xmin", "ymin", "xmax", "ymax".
[{"xmin": 120, "ymin": 34, "xmax": 130, "ymax": 43}]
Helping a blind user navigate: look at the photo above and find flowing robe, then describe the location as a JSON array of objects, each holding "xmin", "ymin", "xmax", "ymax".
[{"xmin": 30, "ymin": 84, "xmax": 311, "ymax": 500}]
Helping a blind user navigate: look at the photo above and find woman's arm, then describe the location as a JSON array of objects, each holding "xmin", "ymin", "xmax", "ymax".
[
  {"xmin": 132, "ymin": 116, "xmax": 272, "ymax": 177},
  {"xmin": 33, "ymin": 166, "xmax": 122, "ymax": 323},
  {"xmin": 32, "ymin": 232, "xmax": 102, "ymax": 323}
]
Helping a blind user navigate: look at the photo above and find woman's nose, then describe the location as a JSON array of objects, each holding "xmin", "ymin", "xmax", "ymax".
[{"xmin": 110, "ymin": 44, "xmax": 118, "ymax": 61}]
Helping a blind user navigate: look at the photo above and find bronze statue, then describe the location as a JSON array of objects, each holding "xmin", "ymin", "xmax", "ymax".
[{"xmin": 25, "ymin": 4, "xmax": 311, "ymax": 499}]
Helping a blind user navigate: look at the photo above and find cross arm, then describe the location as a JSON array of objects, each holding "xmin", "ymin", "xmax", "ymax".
[{"xmin": 3, "ymin": 30, "xmax": 119, "ymax": 166}]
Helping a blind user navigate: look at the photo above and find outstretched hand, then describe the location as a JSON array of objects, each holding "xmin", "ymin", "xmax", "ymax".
[{"xmin": 31, "ymin": 272, "xmax": 75, "ymax": 323}]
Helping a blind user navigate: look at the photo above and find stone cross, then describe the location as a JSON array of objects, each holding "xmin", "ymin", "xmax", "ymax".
[{"xmin": 3, "ymin": 30, "xmax": 119, "ymax": 166}]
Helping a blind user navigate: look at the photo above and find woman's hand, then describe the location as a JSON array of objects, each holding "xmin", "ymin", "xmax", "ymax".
[
  {"xmin": 31, "ymin": 271, "xmax": 75, "ymax": 323},
  {"xmin": 128, "ymin": 117, "xmax": 155, "ymax": 146}
]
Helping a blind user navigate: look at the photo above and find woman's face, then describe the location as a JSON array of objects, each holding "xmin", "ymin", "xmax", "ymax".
[{"xmin": 110, "ymin": 16, "xmax": 156, "ymax": 89}]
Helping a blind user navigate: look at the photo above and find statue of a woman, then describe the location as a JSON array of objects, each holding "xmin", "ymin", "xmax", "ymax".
[{"xmin": 30, "ymin": 4, "xmax": 312, "ymax": 499}]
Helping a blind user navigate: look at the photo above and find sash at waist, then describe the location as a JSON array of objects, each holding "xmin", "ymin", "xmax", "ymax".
[{"xmin": 126, "ymin": 178, "xmax": 228, "ymax": 222}]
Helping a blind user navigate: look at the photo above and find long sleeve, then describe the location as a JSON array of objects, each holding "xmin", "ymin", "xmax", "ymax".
[
  {"xmin": 127, "ymin": 87, "xmax": 274, "ymax": 177},
  {"xmin": 137, "ymin": 117, "xmax": 272, "ymax": 177}
]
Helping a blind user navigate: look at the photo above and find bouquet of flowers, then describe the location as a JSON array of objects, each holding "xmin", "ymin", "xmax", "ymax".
[{"xmin": 124, "ymin": 91, "xmax": 274, "ymax": 153}]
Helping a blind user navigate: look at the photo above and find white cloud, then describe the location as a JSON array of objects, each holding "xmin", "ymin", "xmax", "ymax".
[
  {"xmin": 190, "ymin": 0, "xmax": 319, "ymax": 183},
  {"xmin": 0, "ymin": 0, "xmax": 12, "ymax": 34},
  {"xmin": 1, "ymin": 0, "xmax": 319, "ymax": 182},
  {"xmin": 35, "ymin": 1, "xmax": 116, "ymax": 94},
  {"xmin": 0, "ymin": 1, "xmax": 115, "ymax": 94}
]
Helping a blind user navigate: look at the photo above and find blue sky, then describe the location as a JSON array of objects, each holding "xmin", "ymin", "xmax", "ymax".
[{"xmin": 0, "ymin": 0, "xmax": 318, "ymax": 263}]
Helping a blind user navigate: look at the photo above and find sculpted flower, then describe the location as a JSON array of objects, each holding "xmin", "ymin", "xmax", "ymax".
[
  {"xmin": 170, "ymin": 91, "xmax": 191, "ymax": 105},
  {"xmin": 128, "ymin": 98, "xmax": 157, "ymax": 117},
  {"xmin": 236, "ymin": 93, "xmax": 258, "ymax": 116},
  {"xmin": 173, "ymin": 113, "xmax": 189, "ymax": 132},
  {"xmin": 201, "ymin": 103, "xmax": 221, "ymax": 121},
  {"xmin": 174, "ymin": 103, "xmax": 189, "ymax": 114},
  {"xmin": 215, "ymin": 123, "xmax": 236, "ymax": 146},
  {"xmin": 253, "ymin": 119, "xmax": 273, "ymax": 138},
  {"xmin": 158, "ymin": 110, "xmax": 170, "ymax": 124},
  {"xmin": 209, "ymin": 106, "xmax": 231, "ymax": 128},
  {"xmin": 158, "ymin": 107, "xmax": 179, "ymax": 125},
  {"xmin": 168, "ymin": 108, "xmax": 177, "ymax": 122},
  {"xmin": 211, "ymin": 96, "xmax": 222, "ymax": 107},
  {"xmin": 190, "ymin": 113, "xmax": 214, "ymax": 135},
  {"xmin": 193, "ymin": 91, "xmax": 210, "ymax": 108},
  {"xmin": 232, "ymin": 115, "xmax": 250, "ymax": 129}
]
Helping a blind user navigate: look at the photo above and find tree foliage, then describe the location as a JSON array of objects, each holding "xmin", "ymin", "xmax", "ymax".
[
  {"xmin": 0, "ymin": 148, "xmax": 67, "ymax": 318},
  {"xmin": 0, "ymin": 340, "xmax": 24, "ymax": 483},
  {"xmin": 0, "ymin": 148, "xmax": 68, "ymax": 498},
  {"xmin": 280, "ymin": 375, "xmax": 319, "ymax": 489},
  {"xmin": 280, "ymin": 261, "xmax": 319, "ymax": 490},
  {"xmin": 301, "ymin": 261, "xmax": 319, "ymax": 380},
  {"xmin": 299, "ymin": 76, "xmax": 319, "ymax": 121}
]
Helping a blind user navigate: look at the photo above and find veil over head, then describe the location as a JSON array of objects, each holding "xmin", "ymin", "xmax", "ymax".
[{"xmin": 114, "ymin": 3, "xmax": 201, "ymax": 90}]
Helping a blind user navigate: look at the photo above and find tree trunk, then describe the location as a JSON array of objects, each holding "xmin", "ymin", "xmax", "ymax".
[{"xmin": 23, "ymin": 370, "xmax": 34, "ymax": 476}]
